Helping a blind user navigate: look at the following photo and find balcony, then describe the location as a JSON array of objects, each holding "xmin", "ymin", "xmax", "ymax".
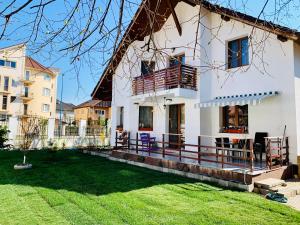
[
  {"xmin": 20, "ymin": 78, "xmax": 35, "ymax": 85},
  {"xmin": 20, "ymin": 92, "xmax": 34, "ymax": 101},
  {"xmin": 132, "ymin": 64, "xmax": 197, "ymax": 98}
]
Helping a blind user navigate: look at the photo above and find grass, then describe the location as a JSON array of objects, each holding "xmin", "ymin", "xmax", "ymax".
[{"xmin": 0, "ymin": 150, "xmax": 299, "ymax": 225}]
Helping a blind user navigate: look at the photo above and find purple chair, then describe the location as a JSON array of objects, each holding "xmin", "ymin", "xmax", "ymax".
[{"xmin": 140, "ymin": 133, "xmax": 157, "ymax": 151}]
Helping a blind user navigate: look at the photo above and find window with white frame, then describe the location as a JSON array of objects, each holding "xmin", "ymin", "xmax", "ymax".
[
  {"xmin": 42, "ymin": 104, "xmax": 50, "ymax": 112},
  {"xmin": 43, "ymin": 74, "xmax": 51, "ymax": 81},
  {"xmin": 43, "ymin": 88, "xmax": 50, "ymax": 96},
  {"xmin": 25, "ymin": 71, "xmax": 30, "ymax": 80},
  {"xmin": 0, "ymin": 59, "xmax": 16, "ymax": 68}
]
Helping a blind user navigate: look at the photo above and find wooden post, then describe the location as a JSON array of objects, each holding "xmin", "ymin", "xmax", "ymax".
[
  {"xmin": 136, "ymin": 132, "xmax": 138, "ymax": 154},
  {"xmin": 148, "ymin": 138, "xmax": 151, "ymax": 156},
  {"xmin": 198, "ymin": 136, "xmax": 201, "ymax": 164},
  {"xmin": 115, "ymin": 131, "xmax": 118, "ymax": 149},
  {"xmin": 249, "ymin": 139, "xmax": 254, "ymax": 172},
  {"xmin": 127, "ymin": 132, "xmax": 131, "ymax": 151},
  {"xmin": 162, "ymin": 134, "xmax": 165, "ymax": 158},
  {"xmin": 221, "ymin": 138, "xmax": 224, "ymax": 168},
  {"xmin": 285, "ymin": 137, "xmax": 289, "ymax": 165},
  {"xmin": 178, "ymin": 64, "xmax": 182, "ymax": 88}
]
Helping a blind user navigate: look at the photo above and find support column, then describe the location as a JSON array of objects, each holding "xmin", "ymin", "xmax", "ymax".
[
  {"xmin": 8, "ymin": 116, "xmax": 18, "ymax": 146},
  {"xmin": 79, "ymin": 120, "xmax": 87, "ymax": 138},
  {"xmin": 47, "ymin": 118, "xmax": 55, "ymax": 140}
]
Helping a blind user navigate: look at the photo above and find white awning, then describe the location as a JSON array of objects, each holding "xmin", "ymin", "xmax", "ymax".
[{"xmin": 196, "ymin": 91, "xmax": 279, "ymax": 108}]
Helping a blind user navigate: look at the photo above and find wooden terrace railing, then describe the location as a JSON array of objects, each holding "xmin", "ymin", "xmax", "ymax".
[
  {"xmin": 115, "ymin": 132, "xmax": 289, "ymax": 171},
  {"xmin": 132, "ymin": 64, "xmax": 197, "ymax": 95}
]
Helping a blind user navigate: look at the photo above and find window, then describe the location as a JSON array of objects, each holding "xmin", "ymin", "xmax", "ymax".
[
  {"xmin": 25, "ymin": 71, "xmax": 30, "ymax": 80},
  {"xmin": 228, "ymin": 37, "xmax": 249, "ymax": 69},
  {"xmin": 10, "ymin": 96, "xmax": 16, "ymax": 103},
  {"xmin": 43, "ymin": 88, "xmax": 50, "ymax": 96},
  {"xmin": 4, "ymin": 77, "xmax": 9, "ymax": 91},
  {"xmin": 42, "ymin": 104, "xmax": 50, "ymax": 112},
  {"xmin": 139, "ymin": 106, "xmax": 153, "ymax": 131},
  {"xmin": 169, "ymin": 54, "xmax": 185, "ymax": 67},
  {"xmin": 141, "ymin": 61, "xmax": 155, "ymax": 75},
  {"xmin": 24, "ymin": 86, "xmax": 29, "ymax": 97},
  {"xmin": 117, "ymin": 107, "xmax": 124, "ymax": 129},
  {"xmin": 24, "ymin": 104, "xmax": 28, "ymax": 115},
  {"xmin": 44, "ymin": 74, "xmax": 51, "ymax": 81},
  {"xmin": 96, "ymin": 109, "xmax": 105, "ymax": 117},
  {"xmin": 12, "ymin": 79, "xmax": 17, "ymax": 87},
  {"xmin": 221, "ymin": 105, "xmax": 248, "ymax": 133},
  {"xmin": 2, "ymin": 95, "xmax": 8, "ymax": 110},
  {"xmin": 0, "ymin": 59, "xmax": 16, "ymax": 68}
]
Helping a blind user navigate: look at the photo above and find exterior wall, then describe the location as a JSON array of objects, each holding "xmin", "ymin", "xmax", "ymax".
[
  {"xmin": 24, "ymin": 68, "xmax": 58, "ymax": 118},
  {"xmin": 0, "ymin": 45, "xmax": 26, "ymax": 116},
  {"xmin": 199, "ymin": 10, "xmax": 299, "ymax": 163},
  {"xmin": 111, "ymin": 2, "xmax": 201, "ymax": 145}
]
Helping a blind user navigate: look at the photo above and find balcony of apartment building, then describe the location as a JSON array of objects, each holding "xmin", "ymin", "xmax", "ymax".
[
  {"xmin": 20, "ymin": 87, "xmax": 34, "ymax": 102},
  {"xmin": 132, "ymin": 57, "xmax": 197, "ymax": 101},
  {"xmin": 20, "ymin": 71, "xmax": 35, "ymax": 86}
]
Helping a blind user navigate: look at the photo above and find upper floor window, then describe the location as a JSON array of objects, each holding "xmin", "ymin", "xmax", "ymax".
[
  {"xmin": 42, "ymin": 104, "xmax": 50, "ymax": 112},
  {"xmin": 228, "ymin": 37, "xmax": 249, "ymax": 69},
  {"xmin": 44, "ymin": 74, "xmax": 51, "ymax": 81},
  {"xmin": 43, "ymin": 88, "xmax": 50, "ymax": 96},
  {"xmin": 2, "ymin": 95, "xmax": 8, "ymax": 110},
  {"xmin": 141, "ymin": 61, "xmax": 155, "ymax": 75},
  {"xmin": 96, "ymin": 109, "xmax": 105, "ymax": 117},
  {"xmin": 25, "ymin": 71, "xmax": 30, "ymax": 80},
  {"xmin": 4, "ymin": 77, "xmax": 9, "ymax": 91},
  {"xmin": 169, "ymin": 54, "xmax": 185, "ymax": 67},
  {"xmin": 0, "ymin": 59, "xmax": 16, "ymax": 68}
]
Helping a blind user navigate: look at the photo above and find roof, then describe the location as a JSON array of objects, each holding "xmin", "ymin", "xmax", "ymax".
[
  {"xmin": 91, "ymin": 0, "xmax": 300, "ymax": 100},
  {"xmin": 0, "ymin": 43, "xmax": 25, "ymax": 51},
  {"xmin": 56, "ymin": 100, "xmax": 75, "ymax": 112},
  {"xmin": 75, "ymin": 99, "xmax": 111, "ymax": 109},
  {"xmin": 25, "ymin": 56, "xmax": 55, "ymax": 75}
]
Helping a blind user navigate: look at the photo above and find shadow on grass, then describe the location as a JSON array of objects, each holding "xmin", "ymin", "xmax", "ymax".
[{"xmin": 0, "ymin": 150, "xmax": 227, "ymax": 196}]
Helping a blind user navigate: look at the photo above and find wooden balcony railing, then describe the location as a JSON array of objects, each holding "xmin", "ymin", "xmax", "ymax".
[{"xmin": 132, "ymin": 64, "xmax": 197, "ymax": 96}]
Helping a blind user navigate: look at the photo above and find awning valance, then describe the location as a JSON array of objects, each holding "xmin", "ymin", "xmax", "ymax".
[{"xmin": 197, "ymin": 91, "xmax": 279, "ymax": 108}]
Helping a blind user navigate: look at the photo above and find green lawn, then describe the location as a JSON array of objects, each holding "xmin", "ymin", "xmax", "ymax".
[{"xmin": 0, "ymin": 151, "xmax": 299, "ymax": 225}]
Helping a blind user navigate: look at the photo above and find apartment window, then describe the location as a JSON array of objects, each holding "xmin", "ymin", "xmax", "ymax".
[
  {"xmin": 24, "ymin": 86, "xmax": 29, "ymax": 97},
  {"xmin": 96, "ymin": 109, "xmax": 105, "ymax": 117},
  {"xmin": 228, "ymin": 37, "xmax": 249, "ymax": 69},
  {"xmin": 2, "ymin": 95, "xmax": 8, "ymax": 110},
  {"xmin": 117, "ymin": 107, "xmax": 124, "ymax": 129},
  {"xmin": 12, "ymin": 79, "xmax": 17, "ymax": 87},
  {"xmin": 43, "ymin": 88, "xmax": 50, "ymax": 96},
  {"xmin": 10, "ymin": 96, "xmax": 16, "ymax": 103},
  {"xmin": 42, "ymin": 104, "xmax": 50, "ymax": 112},
  {"xmin": 24, "ymin": 104, "xmax": 28, "ymax": 115},
  {"xmin": 25, "ymin": 71, "xmax": 30, "ymax": 80},
  {"xmin": 4, "ymin": 77, "xmax": 9, "ymax": 91},
  {"xmin": 0, "ymin": 59, "xmax": 16, "ymax": 68},
  {"xmin": 44, "ymin": 74, "xmax": 51, "ymax": 81},
  {"xmin": 141, "ymin": 61, "xmax": 155, "ymax": 75},
  {"xmin": 139, "ymin": 106, "xmax": 153, "ymax": 131},
  {"xmin": 221, "ymin": 105, "xmax": 248, "ymax": 133}
]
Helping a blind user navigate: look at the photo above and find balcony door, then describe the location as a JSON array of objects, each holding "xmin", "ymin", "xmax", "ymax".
[
  {"xmin": 168, "ymin": 104, "xmax": 185, "ymax": 148},
  {"xmin": 169, "ymin": 54, "xmax": 185, "ymax": 67}
]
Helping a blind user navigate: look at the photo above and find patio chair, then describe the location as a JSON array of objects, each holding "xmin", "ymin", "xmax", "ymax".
[
  {"xmin": 140, "ymin": 133, "xmax": 157, "ymax": 151},
  {"xmin": 253, "ymin": 132, "xmax": 268, "ymax": 163},
  {"xmin": 215, "ymin": 137, "xmax": 230, "ymax": 162}
]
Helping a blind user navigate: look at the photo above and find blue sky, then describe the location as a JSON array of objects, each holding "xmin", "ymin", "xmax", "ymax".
[{"xmin": 0, "ymin": 0, "xmax": 299, "ymax": 105}]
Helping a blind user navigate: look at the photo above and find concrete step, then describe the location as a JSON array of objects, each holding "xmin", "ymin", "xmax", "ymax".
[{"xmin": 254, "ymin": 178, "xmax": 286, "ymax": 189}]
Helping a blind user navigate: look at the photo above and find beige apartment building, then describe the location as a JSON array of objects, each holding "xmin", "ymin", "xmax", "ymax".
[
  {"xmin": 0, "ymin": 44, "xmax": 58, "ymax": 120},
  {"xmin": 74, "ymin": 99, "xmax": 111, "ymax": 121}
]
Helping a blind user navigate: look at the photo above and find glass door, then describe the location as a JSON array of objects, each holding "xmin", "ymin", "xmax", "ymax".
[{"xmin": 168, "ymin": 104, "xmax": 185, "ymax": 149}]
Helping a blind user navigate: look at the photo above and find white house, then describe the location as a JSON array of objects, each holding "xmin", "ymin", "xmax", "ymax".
[{"xmin": 92, "ymin": 0, "xmax": 300, "ymax": 169}]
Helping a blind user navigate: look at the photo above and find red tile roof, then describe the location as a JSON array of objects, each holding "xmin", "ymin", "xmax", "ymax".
[{"xmin": 25, "ymin": 56, "xmax": 54, "ymax": 75}]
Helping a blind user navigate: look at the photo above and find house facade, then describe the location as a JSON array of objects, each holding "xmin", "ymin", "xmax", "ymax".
[
  {"xmin": 92, "ymin": 0, "xmax": 300, "ymax": 166},
  {"xmin": 0, "ymin": 44, "xmax": 59, "ymax": 120}
]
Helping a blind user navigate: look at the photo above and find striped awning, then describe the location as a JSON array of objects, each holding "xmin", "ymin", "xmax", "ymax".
[{"xmin": 197, "ymin": 91, "xmax": 279, "ymax": 108}]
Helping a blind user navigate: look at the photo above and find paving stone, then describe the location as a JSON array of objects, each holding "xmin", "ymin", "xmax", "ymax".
[{"xmin": 254, "ymin": 178, "xmax": 285, "ymax": 189}]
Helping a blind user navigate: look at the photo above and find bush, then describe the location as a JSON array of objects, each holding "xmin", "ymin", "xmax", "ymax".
[{"xmin": 0, "ymin": 126, "xmax": 10, "ymax": 148}]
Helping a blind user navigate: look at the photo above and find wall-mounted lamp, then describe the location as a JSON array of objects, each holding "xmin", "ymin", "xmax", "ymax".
[
  {"xmin": 134, "ymin": 102, "xmax": 139, "ymax": 106},
  {"xmin": 163, "ymin": 97, "xmax": 172, "ymax": 109}
]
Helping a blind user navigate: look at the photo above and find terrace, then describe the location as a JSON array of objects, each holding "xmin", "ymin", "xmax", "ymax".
[{"xmin": 132, "ymin": 64, "xmax": 197, "ymax": 97}]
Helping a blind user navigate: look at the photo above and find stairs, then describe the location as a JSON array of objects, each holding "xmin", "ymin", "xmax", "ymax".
[{"xmin": 254, "ymin": 178, "xmax": 300, "ymax": 198}]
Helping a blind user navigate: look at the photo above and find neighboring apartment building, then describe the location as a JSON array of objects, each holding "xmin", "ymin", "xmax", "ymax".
[
  {"xmin": 0, "ymin": 44, "xmax": 59, "ymax": 119},
  {"xmin": 74, "ymin": 99, "xmax": 111, "ymax": 121},
  {"xmin": 91, "ymin": 0, "xmax": 300, "ymax": 169}
]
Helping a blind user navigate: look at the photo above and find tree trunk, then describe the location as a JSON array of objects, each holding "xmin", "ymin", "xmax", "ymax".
[{"xmin": 23, "ymin": 154, "xmax": 26, "ymax": 164}]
